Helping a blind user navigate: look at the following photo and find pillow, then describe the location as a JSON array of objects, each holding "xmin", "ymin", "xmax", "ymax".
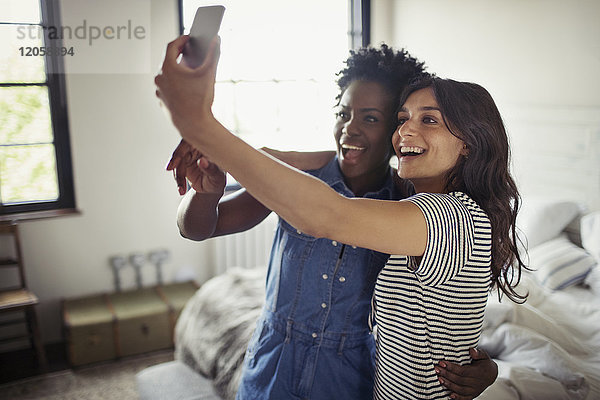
[
  {"xmin": 516, "ymin": 197, "xmax": 582, "ymax": 250},
  {"xmin": 583, "ymin": 265, "xmax": 600, "ymax": 293},
  {"xmin": 580, "ymin": 211, "xmax": 600, "ymax": 263},
  {"xmin": 528, "ymin": 235, "xmax": 596, "ymax": 290}
]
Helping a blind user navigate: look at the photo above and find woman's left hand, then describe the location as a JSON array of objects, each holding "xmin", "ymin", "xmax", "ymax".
[{"xmin": 154, "ymin": 35, "xmax": 220, "ymax": 138}]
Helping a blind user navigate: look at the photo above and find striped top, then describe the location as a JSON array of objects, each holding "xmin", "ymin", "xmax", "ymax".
[{"xmin": 371, "ymin": 192, "xmax": 492, "ymax": 399}]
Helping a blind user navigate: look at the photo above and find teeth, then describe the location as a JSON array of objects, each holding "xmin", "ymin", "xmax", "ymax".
[
  {"xmin": 400, "ymin": 146, "xmax": 425, "ymax": 154},
  {"xmin": 341, "ymin": 144, "xmax": 365, "ymax": 151}
]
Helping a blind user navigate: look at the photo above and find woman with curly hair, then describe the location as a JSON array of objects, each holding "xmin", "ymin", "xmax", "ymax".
[{"xmin": 163, "ymin": 38, "xmax": 499, "ymax": 399}]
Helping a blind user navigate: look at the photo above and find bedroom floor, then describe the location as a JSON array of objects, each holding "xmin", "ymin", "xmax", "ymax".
[
  {"xmin": 0, "ymin": 346, "xmax": 174, "ymax": 399},
  {"xmin": 0, "ymin": 342, "xmax": 69, "ymax": 384}
]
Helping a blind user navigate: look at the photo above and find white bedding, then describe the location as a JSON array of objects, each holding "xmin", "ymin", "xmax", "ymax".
[{"xmin": 478, "ymin": 275, "xmax": 600, "ymax": 399}]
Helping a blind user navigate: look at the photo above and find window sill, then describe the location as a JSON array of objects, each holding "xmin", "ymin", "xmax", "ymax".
[{"xmin": 0, "ymin": 208, "xmax": 81, "ymax": 223}]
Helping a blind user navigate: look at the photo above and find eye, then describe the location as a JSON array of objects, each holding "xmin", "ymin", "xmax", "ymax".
[
  {"xmin": 365, "ymin": 115, "xmax": 378, "ymax": 123},
  {"xmin": 396, "ymin": 112, "xmax": 409, "ymax": 126},
  {"xmin": 335, "ymin": 110, "xmax": 349, "ymax": 120},
  {"xmin": 422, "ymin": 116, "xmax": 437, "ymax": 124}
]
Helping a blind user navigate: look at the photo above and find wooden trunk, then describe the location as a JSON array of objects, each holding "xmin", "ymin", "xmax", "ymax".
[
  {"xmin": 62, "ymin": 294, "xmax": 116, "ymax": 366},
  {"xmin": 62, "ymin": 281, "xmax": 198, "ymax": 366}
]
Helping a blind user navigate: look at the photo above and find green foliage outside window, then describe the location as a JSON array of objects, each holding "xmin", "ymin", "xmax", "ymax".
[{"xmin": 1, "ymin": 4, "xmax": 62, "ymax": 208}]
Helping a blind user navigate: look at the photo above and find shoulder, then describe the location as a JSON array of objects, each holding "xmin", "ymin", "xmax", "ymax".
[
  {"xmin": 407, "ymin": 192, "xmax": 487, "ymax": 222},
  {"xmin": 406, "ymin": 192, "xmax": 468, "ymax": 216},
  {"xmin": 307, "ymin": 156, "xmax": 339, "ymax": 179}
]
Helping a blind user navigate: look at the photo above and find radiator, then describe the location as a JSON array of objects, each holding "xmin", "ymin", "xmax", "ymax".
[{"xmin": 213, "ymin": 213, "xmax": 278, "ymax": 273}]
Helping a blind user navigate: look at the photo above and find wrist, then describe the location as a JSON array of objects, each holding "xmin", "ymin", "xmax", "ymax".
[
  {"xmin": 180, "ymin": 112, "xmax": 221, "ymax": 150},
  {"xmin": 190, "ymin": 187, "xmax": 225, "ymax": 199}
]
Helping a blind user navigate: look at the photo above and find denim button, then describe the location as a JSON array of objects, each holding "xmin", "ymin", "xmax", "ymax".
[
  {"xmin": 296, "ymin": 229, "xmax": 302, "ymax": 234},
  {"xmin": 312, "ymin": 332, "xmax": 317, "ymax": 338},
  {"xmin": 321, "ymin": 303, "xmax": 327, "ymax": 308},
  {"xmin": 322, "ymin": 274, "xmax": 328, "ymax": 280},
  {"xmin": 339, "ymin": 276, "xmax": 346, "ymax": 282},
  {"xmin": 332, "ymin": 240, "xmax": 338, "ymax": 246}
]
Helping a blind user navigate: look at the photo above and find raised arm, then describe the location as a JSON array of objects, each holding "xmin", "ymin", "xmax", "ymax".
[
  {"xmin": 155, "ymin": 36, "xmax": 426, "ymax": 256},
  {"xmin": 167, "ymin": 140, "xmax": 336, "ymax": 240},
  {"xmin": 166, "ymin": 139, "xmax": 270, "ymax": 240}
]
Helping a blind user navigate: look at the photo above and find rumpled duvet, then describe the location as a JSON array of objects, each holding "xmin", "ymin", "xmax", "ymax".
[{"xmin": 478, "ymin": 275, "xmax": 600, "ymax": 399}]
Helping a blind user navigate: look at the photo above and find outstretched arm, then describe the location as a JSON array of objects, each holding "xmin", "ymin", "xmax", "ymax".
[
  {"xmin": 260, "ymin": 147, "xmax": 335, "ymax": 171},
  {"xmin": 155, "ymin": 36, "xmax": 427, "ymax": 256}
]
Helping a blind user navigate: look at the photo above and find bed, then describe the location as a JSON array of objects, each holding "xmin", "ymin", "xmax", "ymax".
[
  {"xmin": 139, "ymin": 196, "xmax": 600, "ymax": 400},
  {"xmin": 476, "ymin": 198, "xmax": 600, "ymax": 399}
]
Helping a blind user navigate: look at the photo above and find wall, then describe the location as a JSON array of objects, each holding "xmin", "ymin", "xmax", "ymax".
[
  {"xmin": 15, "ymin": 0, "xmax": 600, "ymax": 346},
  {"xmin": 372, "ymin": 0, "xmax": 600, "ymax": 210},
  {"xmin": 17, "ymin": 0, "xmax": 218, "ymax": 345}
]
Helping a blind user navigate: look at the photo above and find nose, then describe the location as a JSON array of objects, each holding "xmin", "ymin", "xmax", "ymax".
[
  {"xmin": 392, "ymin": 119, "xmax": 413, "ymax": 152},
  {"xmin": 397, "ymin": 119, "xmax": 415, "ymax": 139},
  {"xmin": 342, "ymin": 116, "xmax": 360, "ymax": 137}
]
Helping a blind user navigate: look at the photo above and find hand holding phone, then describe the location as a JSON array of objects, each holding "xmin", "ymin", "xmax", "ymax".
[{"xmin": 182, "ymin": 5, "xmax": 225, "ymax": 68}]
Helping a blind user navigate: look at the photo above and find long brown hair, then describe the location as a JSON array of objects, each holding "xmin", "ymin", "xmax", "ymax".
[{"xmin": 399, "ymin": 77, "xmax": 528, "ymax": 303}]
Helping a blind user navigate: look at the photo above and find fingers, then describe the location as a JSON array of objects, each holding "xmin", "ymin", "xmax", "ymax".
[
  {"xmin": 166, "ymin": 140, "xmax": 191, "ymax": 171},
  {"xmin": 437, "ymin": 376, "xmax": 476, "ymax": 399},
  {"xmin": 185, "ymin": 163, "xmax": 203, "ymax": 191},
  {"xmin": 436, "ymin": 369, "xmax": 476, "ymax": 399},
  {"xmin": 168, "ymin": 141, "xmax": 193, "ymax": 194},
  {"xmin": 470, "ymin": 347, "xmax": 490, "ymax": 361},
  {"xmin": 174, "ymin": 163, "xmax": 188, "ymax": 195},
  {"xmin": 436, "ymin": 349, "xmax": 498, "ymax": 399},
  {"xmin": 156, "ymin": 36, "xmax": 188, "ymax": 93},
  {"xmin": 193, "ymin": 36, "xmax": 221, "ymax": 80},
  {"xmin": 155, "ymin": 35, "xmax": 190, "ymax": 102},
  {"xmin": 198, "ymin": 157, "xmax": 210, "ymax": 169},
  {"xmin": 436, "ymin": 361, "xmax": 477, "ymax": 387},
  {"xmin": 448, "ymin": 394, "xmax": 473, "ymax": 400},
  {"xmin": 166, "ymin": 154, "xmax": 181, "ymax": 171},
  {"xmin": 164, "ymin": 35, "xmax": 190, "ymax": 68}
]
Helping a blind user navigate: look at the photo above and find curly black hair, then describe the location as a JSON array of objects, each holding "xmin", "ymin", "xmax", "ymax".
[{"xmin": 335, "ymin": 44, "xmax": 430, "ymax": 105}]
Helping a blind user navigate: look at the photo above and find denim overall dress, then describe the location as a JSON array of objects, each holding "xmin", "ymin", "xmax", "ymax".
[{"xmin": 236, "ymin": 158, "xmax": 403, "ymax": 400}]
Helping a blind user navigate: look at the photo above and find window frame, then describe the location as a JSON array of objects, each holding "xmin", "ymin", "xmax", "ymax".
[
  {"xmin": 178, "ymin": 0, "xmax": 371, "ymax": 45},
  {"xmin": 350, "ymin": 0, "xmax": 371, "ymax": 48},
  {"xmin": 177, "ymin": 0, "xmax": 369, "ymax": 193},
  {"xmin": 0, "ymin": 0, "xmax": 77, "ymax": 221}
]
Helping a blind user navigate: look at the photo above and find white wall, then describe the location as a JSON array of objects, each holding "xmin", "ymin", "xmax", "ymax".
[
  {"xmin": 17, "ymin": 0, "xmax": 219, "ymax": 345},
  {"xmin": 372, "ymin": 0, "xmax": 600, "ymax": 210},
  {"xmin": 15, "ymin": 0, "xmax": 600, "ymax": 346}
]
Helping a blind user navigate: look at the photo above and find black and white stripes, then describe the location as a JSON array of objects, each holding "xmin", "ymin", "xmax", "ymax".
[{"xmin": 372, "ymin": 192, "xmax": 492, "ymax": 399}]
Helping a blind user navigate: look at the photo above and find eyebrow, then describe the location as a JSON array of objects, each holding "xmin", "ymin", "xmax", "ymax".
[
  {"xmin": 339, "ymin": 105, "xmax": 385, "ymax": 114},
  {"xmin": 398, "ymin": 106, "xmax": 441, "ymax": 113}
]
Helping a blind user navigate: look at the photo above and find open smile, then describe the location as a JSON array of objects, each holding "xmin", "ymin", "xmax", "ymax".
[
  {"xmin": 399, "ymin": 146, "xmax": 426, "ymax": 157},
  {"xmin": 340, "ymin": 143, "xmax": 366, "ymax": 160}
]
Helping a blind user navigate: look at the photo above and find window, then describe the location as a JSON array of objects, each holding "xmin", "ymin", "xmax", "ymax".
[
  {"xmin": 0, "ymin": 0, "xmax": 75, "ymax": 219},
  {"xmin": 180, "ymin": 0, "xmax": 352, "ymax": 154}
]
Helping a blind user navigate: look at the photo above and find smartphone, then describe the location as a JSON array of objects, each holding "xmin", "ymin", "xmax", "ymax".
[{"xmin": 182, "ymin": 5, "xmax": 225, "ymax": 68}]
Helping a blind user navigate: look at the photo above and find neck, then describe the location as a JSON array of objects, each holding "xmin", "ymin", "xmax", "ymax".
[
  {"xmin": 344, "ymin": 163, "xmax": 390, "ymax": 197},
  {"xmin": 411, "ymin": 178, "xmax": 445, "ymax": 194}
]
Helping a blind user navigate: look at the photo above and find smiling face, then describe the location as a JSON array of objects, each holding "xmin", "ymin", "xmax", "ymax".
[
  {"xmin": 333, "ymin": 80, "xmax": 397, "ymax": 196},
  {"xmin": 392, "ymin": 87, "xmax": 467, "ymax": 193}
]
